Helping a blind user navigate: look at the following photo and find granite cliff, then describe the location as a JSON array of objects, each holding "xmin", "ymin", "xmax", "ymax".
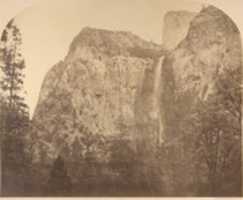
[{"xmin": 32, "ymin": 27, "xmax": 162, "ymax": 159}]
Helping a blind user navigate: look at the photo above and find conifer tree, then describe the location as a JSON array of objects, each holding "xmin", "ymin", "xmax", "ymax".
[
  {"xmin": 0, "ymin": 19, "xmax": 30, "ymax": 195},
  {"xmin": 0, "ymin": 19, "xmax": 28, "ymax": 117}
]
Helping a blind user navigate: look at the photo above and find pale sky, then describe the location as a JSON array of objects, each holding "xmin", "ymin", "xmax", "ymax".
[{"xmin": 1, "ymin": 0, "xmax": 243, "ymax": 117}]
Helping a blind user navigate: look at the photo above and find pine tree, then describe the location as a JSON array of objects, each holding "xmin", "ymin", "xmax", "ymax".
[
  {"xmin": 0, "ymin": 19, "xmax": 30, "ymax": 196},
  {"xmin": 0, "ymin": 19, "xmax": 28, "ymax": 116},
  {"xmin": 46, "ymin": 155, "xmax": 72, "ymax": 196}
]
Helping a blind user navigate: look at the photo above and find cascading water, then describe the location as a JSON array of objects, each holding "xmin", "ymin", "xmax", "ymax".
[{"xmin": 153, "ymin": 56, "xmax": 165, "ymax": 146}]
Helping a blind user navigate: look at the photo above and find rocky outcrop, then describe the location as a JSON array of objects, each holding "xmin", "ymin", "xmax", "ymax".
[
  {"xmin": 32, "ymin": 27, "xmax": 161, "ymax": 160},
  {"xmin": 162, "ymin": 10, "xmax": 196, "ymax": 50}
]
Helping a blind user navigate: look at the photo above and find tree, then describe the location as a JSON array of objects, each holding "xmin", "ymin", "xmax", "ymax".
[
  {"xmin": 0, "ymin": 19, "xmax": 28, "ymax": 115},
  {"xmin": 46, "ymin": 155, "xmax": 72, "ymax": 196},
  {"xmin": 0, "ymin": 19, "xmax": 30, "ymax": 196}
]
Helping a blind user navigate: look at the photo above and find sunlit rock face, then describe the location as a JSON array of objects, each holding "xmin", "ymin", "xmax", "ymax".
[
  {"xmin": 162, "ymin": 10, "xmax": 196, "ymax": 50},
  {"xmin": 32, "ymin": 27, "xmax": 161, "ymax": 158}
]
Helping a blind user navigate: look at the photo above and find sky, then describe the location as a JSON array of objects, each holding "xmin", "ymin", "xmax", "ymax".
[{"xmin": 0, "ymin": 0, "xmax": 243, "ymax": 117}]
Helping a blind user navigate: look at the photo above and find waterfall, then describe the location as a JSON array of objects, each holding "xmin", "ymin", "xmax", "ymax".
[
  {"xmin": 154, "ymin": 56, "xmax": 164, "ymax": 95},
  {"xmin": 153, "ymin": 56, "xmax": 165, "ymax": 145},
  {"xmin": 134, "ymin": 55, "xmax": 165, "ymax": 149}
]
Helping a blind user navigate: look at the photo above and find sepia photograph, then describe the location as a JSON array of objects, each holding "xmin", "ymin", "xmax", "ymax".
[{"xmin": 0, "ymin": 0, "xmax": 242, "ymax": 197}]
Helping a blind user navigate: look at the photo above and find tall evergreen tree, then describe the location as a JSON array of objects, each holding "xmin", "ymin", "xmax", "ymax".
[
  {"xmin": 0, "ymin": 19, "xmax": 28, "ymax": 116},
  {"xmin": 0, "ymin": 19, "xmax": 30, "ymax": 196}
]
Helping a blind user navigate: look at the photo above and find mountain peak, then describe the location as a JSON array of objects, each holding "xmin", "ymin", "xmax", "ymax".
[
  {"xmin": 162, "ymin": 10, "xmax": 196, "ymax": 50},
  {"xmin": 180, "ymin": 5, "xmax": 240, "ymax": 54},
  {"xmin": 164, "ymin": 10, "xmax": 196, "ymax": 18},
  {"xmin": 67, "ymin": 27, "xmax": 161, "ymax": 59}
]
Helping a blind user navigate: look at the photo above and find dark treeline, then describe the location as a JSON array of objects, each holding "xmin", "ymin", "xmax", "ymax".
[{"xmin": 0, "ymin": 20, "xmax": 241, "ymax": 197}]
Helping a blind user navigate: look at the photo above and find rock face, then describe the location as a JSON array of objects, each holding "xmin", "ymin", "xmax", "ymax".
[
  {"xmin": 162, "ymin": 10, "xmax": 196, "ymax": 50},
  {"xmin": 160, "ymin": 5, "xmax": 241, "ymax": 140},
  {"xmin": 32, "ymin": 27, "xmax": 161, "ymax": 159},
  {"xmin": 135, "ymin": 5, "xmax": 241, "ymax": 148}
]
